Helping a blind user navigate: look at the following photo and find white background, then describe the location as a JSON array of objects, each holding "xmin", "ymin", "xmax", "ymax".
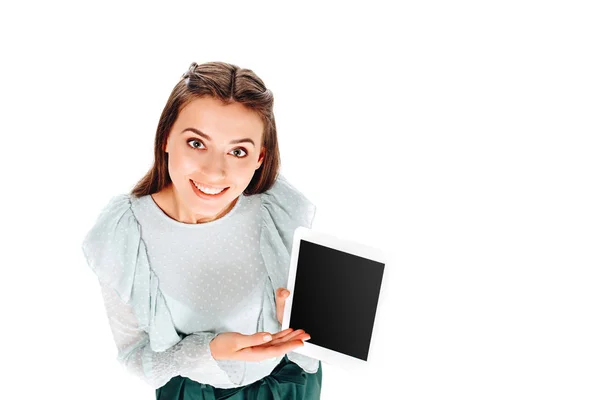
[{"xmin": 1, "ymin": 1, "xmax": 599, "ymax": 399}]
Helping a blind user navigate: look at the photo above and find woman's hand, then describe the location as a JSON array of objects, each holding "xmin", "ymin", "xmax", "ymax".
[
  {"xmin": 209, "ymin": 287, "xmax": 311, "ymax": 362},
  {"xmin": 209, "ymin": 328, "xmax": 310, "ymax": 362}
]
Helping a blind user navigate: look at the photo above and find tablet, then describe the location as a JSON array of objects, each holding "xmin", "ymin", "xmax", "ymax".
[{"xmin": 282, "ymin": 226, "xmax": 387, "ymax": 370}]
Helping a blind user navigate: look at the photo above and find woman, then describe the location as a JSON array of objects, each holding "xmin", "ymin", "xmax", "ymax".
[{"xmin": 82, "ymin": 61, "xmax": 323, "ymax": 399}]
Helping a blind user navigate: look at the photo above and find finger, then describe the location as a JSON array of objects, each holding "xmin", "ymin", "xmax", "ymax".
[
  {"xmin": 276, "ymin": 299, "xmax": 283, "ymax": 321},
  {"xmin": 276, "ymin": 288, "xmax": 290, "ymax": 300},
  {"xmin": 270, "ymin": 329, "xmax": 309, "ymax": 345},
  {"xmin": 276, "ymin": 292, "xmax": 289, "ymax": 324},
  {"xmin": 276, "ymin": 290, "xmax": 289, "ymax": 307},
  {"xmin": 269, "ymin": 339, "xmax": 305, "ymax": 354},
  {"xmin": 240, "ymin": 332, "xmax": 276, "ymax": 349},
  {"xmin": 254, "ymin": 329, "xmax": 307, "ymax": 349},
  {"xmin": 270, "ymin": 328, "xmax": 294, "ymax": 340},
  {"xmin": 239, "ymin": 339, "xmax": 305, "ymax": 361},
  {"xmin": 280, "ymin": 329, "xmax": 304, "ymax": 341},
  {"xmin": 245, "ymin": 330, "xmax": 289, "ymax": 352}
]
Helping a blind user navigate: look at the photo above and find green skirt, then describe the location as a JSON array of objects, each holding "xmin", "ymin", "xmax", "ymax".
[{"xmin": 156, "ymin": 355, "xmax": 323, "ymax": 400}]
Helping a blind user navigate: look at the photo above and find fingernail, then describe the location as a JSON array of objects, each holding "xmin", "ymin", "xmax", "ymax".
[{"xmin": 263, "ymin": 335, "xmax": 272, "ymax": 342}]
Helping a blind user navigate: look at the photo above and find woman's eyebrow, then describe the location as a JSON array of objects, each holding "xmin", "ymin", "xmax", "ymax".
[{"xmin": 181, "ymin": 127, "xmax": 255, "ymax": 146}]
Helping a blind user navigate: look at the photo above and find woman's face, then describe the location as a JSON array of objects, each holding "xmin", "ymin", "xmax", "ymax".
[{"xmin": 162, "ymin": 96, "xmax": 266, "ymax": 223}]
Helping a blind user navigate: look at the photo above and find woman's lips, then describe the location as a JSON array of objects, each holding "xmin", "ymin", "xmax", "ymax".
[
  {"xmin": 190, "ymin": 179, "xmax": 229, "ymax": 199},
  {"xmin": 191, "ymin": 179, "xmax": 229, "ymax": 190}
]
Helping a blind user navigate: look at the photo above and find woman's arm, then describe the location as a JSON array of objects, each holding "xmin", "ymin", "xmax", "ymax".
[{"xmin": 98, "ymin": 282, "xmax": 233, "ymax": 389}]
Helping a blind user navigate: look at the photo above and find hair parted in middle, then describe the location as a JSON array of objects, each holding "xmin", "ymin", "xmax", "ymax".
[{"xmin": 131, "ymin": 61, "xmax": 281, "ymax": 198}]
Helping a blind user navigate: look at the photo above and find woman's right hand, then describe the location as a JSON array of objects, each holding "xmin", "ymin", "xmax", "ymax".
[{"xmin": 209, "ymin": 328, "xmax": 310, "ymax": 362}]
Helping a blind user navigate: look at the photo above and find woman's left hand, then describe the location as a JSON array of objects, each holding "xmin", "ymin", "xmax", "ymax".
[{"xmin": 275, "ymin": 287, "xmax": 290, "ymax": 324}]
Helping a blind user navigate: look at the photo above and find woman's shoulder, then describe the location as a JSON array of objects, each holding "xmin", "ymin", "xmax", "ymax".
[
  {"xmin": 81, "ymin": 193, "xmax": 141, "ymax": 289},
  {"xmin": 261, "ymin": 173, "xmax": 309, "ymax": 198},
  {"xmin": 258, "ymin": 173, "xmax": 317, "ymax": 236},
  {"xmin": 91, "ymin": 192, "xmax": 135, "ymax": 218},
  {"xmin": 259, "ymin": 173, "xmax": 316, "ymax": 223},
  {"xmin": 88, "ymin": 192, "xmax": 149, "ymax": 226}
]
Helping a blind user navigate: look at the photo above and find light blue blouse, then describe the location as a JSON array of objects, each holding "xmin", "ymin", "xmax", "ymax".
[{"xmin": 81, "ymin": 173, "xmax": 320, "ymax": 389}]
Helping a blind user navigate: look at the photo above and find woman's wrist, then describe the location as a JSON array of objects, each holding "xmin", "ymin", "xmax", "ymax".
[{"xmin": 209, "ymin": 336, "xmax": 222, "ymax": 360}]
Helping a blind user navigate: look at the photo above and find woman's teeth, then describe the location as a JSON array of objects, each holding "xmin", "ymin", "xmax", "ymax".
[{"xmin": 192, "ymin": 180, "xmax": 226, "ymax": 195}]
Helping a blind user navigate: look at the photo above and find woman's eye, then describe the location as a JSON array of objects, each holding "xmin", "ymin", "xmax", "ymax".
[
  {"xmin": 187, "ymin": 139, "xmax": 204, "ymax": 149},
  {"xmin": 230, "ymin": 148, "xmax": 248, "ymax": 158}
]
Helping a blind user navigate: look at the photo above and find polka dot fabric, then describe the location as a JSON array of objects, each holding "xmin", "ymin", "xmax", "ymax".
[{"xmin": 81, "ymin": 174, "xmax": 320, "ymax": 390}]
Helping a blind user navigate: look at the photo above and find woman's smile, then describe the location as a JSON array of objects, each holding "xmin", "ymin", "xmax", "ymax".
[{"xmin": 190, "ymin": 179, "xmax": 230, "ymax": 199}]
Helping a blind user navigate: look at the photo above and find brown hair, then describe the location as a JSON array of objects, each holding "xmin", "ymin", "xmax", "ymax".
[{"xmin": 130, "ymin": 61, "xmax": 281, "ymax": 198}]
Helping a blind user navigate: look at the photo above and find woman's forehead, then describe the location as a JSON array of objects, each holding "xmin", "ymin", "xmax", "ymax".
[{"xmin": 175, "ymin": 97, "xmax": 264, "ymax": 140}]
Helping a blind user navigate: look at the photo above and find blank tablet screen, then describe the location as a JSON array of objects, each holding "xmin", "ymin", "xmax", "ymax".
[{"xmin": 289, "ymin": 239, "xmax": 385, "ymax": 361}]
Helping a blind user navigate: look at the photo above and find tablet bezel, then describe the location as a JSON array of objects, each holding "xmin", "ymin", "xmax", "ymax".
[{"xmin": 282, "ymin": 226, "xmax": 388, "ymax": 371}]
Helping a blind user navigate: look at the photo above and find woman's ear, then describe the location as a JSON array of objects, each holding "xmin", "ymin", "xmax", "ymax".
[
  {"xmin": 256, "ymin": 146, "xmax": 266, "ymax": 169},
  {"xmin": 163, "ymin": 132, "xmax": 172, "ymax": 153}
]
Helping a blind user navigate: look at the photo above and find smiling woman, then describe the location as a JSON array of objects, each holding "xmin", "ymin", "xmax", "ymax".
[
  {"xmin": 151, "ymin": 95, "xmax": 267, "ymax": 224},
  {"xmin": 81, "ymin": 61, "xmax": 322, "ymax": 400}
]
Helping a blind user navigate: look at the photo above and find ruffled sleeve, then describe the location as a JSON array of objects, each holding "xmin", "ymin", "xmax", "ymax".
[
  {"xmin": 81, "ymin": 194, "xmax": 235, "ymax": 388},
  {"xmin": 81, "ymin": 194, "xmax": 182, "ymax": 350},
  {"xmin": 259, "ymin": 174, "xmax": 321, "ymax": 373}
]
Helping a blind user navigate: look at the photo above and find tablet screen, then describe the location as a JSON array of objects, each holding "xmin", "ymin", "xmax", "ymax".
[{"xmin": 289, "ymin": 239, "xmax": 385, "ymax": 361}]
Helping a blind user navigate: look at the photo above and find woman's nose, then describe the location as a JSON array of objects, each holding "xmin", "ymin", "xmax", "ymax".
[{"xmin": 200, "ymin": 152, "xmax": 226, "ymax": 177}]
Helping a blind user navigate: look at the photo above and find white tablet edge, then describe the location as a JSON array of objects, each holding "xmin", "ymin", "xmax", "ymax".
[{"xmin": 282, "ymin": 226, "xmax": 389, "ymax": 372}]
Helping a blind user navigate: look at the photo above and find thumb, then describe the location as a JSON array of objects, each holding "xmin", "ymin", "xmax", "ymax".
[
  {"xmin": 275, "ymin": 288, "xmax": 290, "ymax": 324},
  {"xmin": 276, "ymin": 288, "xmax": 290, "ymax": 300}
]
